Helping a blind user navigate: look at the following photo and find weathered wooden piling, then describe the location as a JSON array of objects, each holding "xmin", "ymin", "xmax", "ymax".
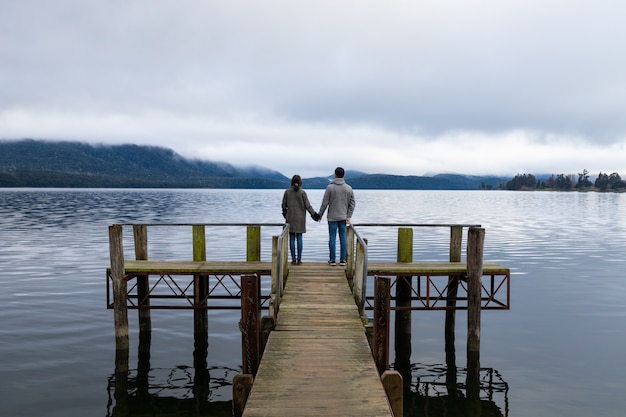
[
  {"xmin": 133, "ymin": 225, "xmax": 151, "ymax": 334},
  {"xmin": 108, "ymin": 225, "xmax": 129, "ymax": 361},
  {"xmin": 346, "ymin": 226, "xmax": 355, "ymax": 278},
  {"xmin": 373, "ymin": 276, "xmax": 391, "ymax": 375},
  {"xmin": 381, "ymin": 370, "xmax": 403, "ymax": 417},
  {"xmin": 395, "ymin": 227, "xmax": 413, "ymax": 387},
  {"xmin": 133, "ymin": 224, "xmax": 152, "ymax": 393},
  {"xmin": 192, "ymin": 225, "xmax": 209, "ymax": 394},
  {"xmin": 466, "ymin": 226, "xmax": 485, "ymax": 402},
  {"xmin": 233, "ymin": 374, "xmax": 254, "ymax": 417},
  {"xmin": 109, "ymin": 224, "xmax": 129, "ymax": 417},
  {"xmin": 193, "ymin": 225, "xmax": 208, "ymax": 335},
  {"xmin": 445, "ymin": 225, "xmax": 462, "ymax": 393},
  {"xmin": 240, "ymin": 274, "xmax": 260, "ymax": 376}
]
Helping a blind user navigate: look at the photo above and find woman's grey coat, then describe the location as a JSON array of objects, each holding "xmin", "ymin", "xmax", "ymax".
[{"xmin": 282, "ymin": 187, "xmax": 316, "ymax": 233}]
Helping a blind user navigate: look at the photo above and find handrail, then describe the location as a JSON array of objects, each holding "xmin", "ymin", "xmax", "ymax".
[
  {"xmin": 116, "ymin": 222, "xmax": 286, "ymax": 227},
  {"xmin": 348, "ymin": 223, "xmax": 482, "ymax": 316},
  {"xmin": 349, "ymin": 225, "xmax": 369, "ymax": 316},
  {"xmin": 272, "ymin": 224, "xmax": 290, "ymax": 315},
  {"xmin": 353, "ymin": 223, "xmax": 481, "ymax": 228}
]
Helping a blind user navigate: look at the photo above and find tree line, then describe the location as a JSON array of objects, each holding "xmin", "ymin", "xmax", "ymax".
[{"xmin": 505, "ymin": 169, "xmax": 626, "ymax": 191}]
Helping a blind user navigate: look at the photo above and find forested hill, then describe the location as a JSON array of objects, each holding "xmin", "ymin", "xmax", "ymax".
[
  {"xmin": 0, "ymin": 139, "xmax": 508, "ymax": 189},
  {"xmin": 0, "ymin": 139, "xmax": 289, "ymax": 188}
]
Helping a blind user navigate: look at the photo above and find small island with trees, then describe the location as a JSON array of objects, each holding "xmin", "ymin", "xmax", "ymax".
[{"xmin": 505, "ymin": 169, "xmax": 626, "ymax": 191}]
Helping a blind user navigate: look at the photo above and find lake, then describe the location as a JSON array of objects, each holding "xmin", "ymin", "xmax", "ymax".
[{"xmin": 1, "ymin": 188, "xmax": 625, "ymax": 416}]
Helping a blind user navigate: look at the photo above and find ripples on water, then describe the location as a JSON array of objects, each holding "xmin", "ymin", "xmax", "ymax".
[{"xmin": 1, "ymin": 189, "xmax": 625, "ymax": 417}]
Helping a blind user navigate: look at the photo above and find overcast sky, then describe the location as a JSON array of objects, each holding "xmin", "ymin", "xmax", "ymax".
[{"xmin": 2, "ymin": 0, "xmax": 625, "ymax": 178}]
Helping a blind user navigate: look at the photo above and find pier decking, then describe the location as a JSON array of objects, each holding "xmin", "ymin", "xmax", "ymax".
[{"xmin": 242, "ymin": 263, "xmax": 394, "ymax": 417}]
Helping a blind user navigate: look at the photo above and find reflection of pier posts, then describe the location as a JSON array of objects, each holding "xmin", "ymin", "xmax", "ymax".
[
  {"xmin": 395, "ymin": 228, "xmax": 412, "ymax": 387},
  {"xmin": 466, "ymin": 227, "xmax": 485, "ymax": 412},
  {"xmin": 137, "ymin": 329, "xmax": 151, "ymax": 401}
]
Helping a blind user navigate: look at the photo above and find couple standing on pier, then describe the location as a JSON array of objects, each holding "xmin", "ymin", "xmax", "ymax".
[{"xmin": 282, "ymin": 166, "xmax": 356, "ymax": 266}]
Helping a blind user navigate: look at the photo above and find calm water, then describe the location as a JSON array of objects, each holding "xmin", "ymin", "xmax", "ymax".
[{"xmin": 1, "ymin": 188, "xmax": 625, "ymax": 416}]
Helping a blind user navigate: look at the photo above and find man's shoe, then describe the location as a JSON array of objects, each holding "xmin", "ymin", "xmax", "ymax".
[
  {"xmin": 339, "ymin": 260, "xmax": 346, "ymax": 266},
  {"xmin": 297, "ymin": 260, "xmax": 302, "ymax": 265},
  {"xmin": 328, "ymin": 260, "xmax": 336, "ymax": 266}
]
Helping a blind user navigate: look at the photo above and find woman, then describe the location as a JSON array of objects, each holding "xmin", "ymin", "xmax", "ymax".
[{"xmin": 282, "ymin": 175, "xmax": 320, "ymax": 265}]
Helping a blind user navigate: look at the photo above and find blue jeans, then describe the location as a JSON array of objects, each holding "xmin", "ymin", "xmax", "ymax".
[
  {"xmin": 328, "ymin": 220, "xmax": 347, "ymax": 262},
  {"xmin": 289, "ymin": 232, "xmax": 303, "ymax": 261}
]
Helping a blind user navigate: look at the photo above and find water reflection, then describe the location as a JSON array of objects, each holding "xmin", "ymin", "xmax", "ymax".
[
  {"xmin": 393, "ymin": 310, "xmax": 509, "ymax": 417},
  {"xmin": 108, "ymin": 320, "xmax": 509, "ymax": 417},
  {"xmin": 108, "ymin": 332, "xmax": 236, "ymax": 417},
  {"xmin": 108, "ymin": 342, "xmax": 509, "ymax": 417},
  {"xmin": 403, "ymin": 363, "xmax": 508, "ymax": 417}
]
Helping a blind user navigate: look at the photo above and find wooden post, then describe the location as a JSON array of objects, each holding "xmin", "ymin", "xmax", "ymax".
[
  {"xmin": 133, "ymin": 225, "xmax": 151, "ymax": 405},
  {"xmin": 354, "ymin": 238, "xmax": 367, "ymax": 315},
  {"xmin": 133, "ymin": 225, "xmax": 151, "ymax": 335},
  {"xmin": 240, "ymin": 274, "xmax": 260, "ymax": 376},
  {"xmin": 109, "ymin": 223, "xmax": 129, "ymax": 403},
  {"xmin": 397, "ymin": 227, "xmax": 413, "ymax": 263},
  {"xmin": 271, "ymin": 235, "xmax": 280, "ymax": 297},
  {"xmin": 466, "ymin": 226, "xmax": 484, "ymax": 402},
  {"xmin": 395, "ymin": 228, "xmax": 412, "ymax": 387},
  {"xmin": 373, "ymin": 276, "xmax": 390, "ymax": 375},
  {"xmin": 192, "ymin": 225, "xmax": 209, "ymax": 394},
  {"xmin": 381, "ymin": 370, "xmax": 403, "ymax": 417},
  {"xmin": 445, "ymin": 225, "xmax": 462, "ymax": 395},
  {"xmin": 109, "ymin": 225, "xmax": 129, "ymax": 354},
  {"xmin": 449, "ymin": 225, "xmax": 463, "ymax": 263},
  {"xmin": 282, "ymin": 226, "xmax": 289, "ymax": 281},
  {"xmin": 232, "ymin": 374, "xmax": 254, "ymax": 417},
  {"xmin": 193, "ymin": 224, "xmax": 206, "ymax": 261},
  {"xmin": 193, "ymin": 225, "xmax": 208, "ymax": 335},
  {"xmin": 346, "ymin": 226, "xmax": 355, "ymax": 279},
  {"xmin": 260, "ymin": 316, "xmax": 275, "ymax": 356},
  {"xmin": 247, "ymin": 225, "xmax": 261, "ymax": 262}
]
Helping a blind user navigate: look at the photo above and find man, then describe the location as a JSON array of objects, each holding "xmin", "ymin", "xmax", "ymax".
[{"xmin": 318, "ymin": 167, "xmax": 356, "ymax": 266}]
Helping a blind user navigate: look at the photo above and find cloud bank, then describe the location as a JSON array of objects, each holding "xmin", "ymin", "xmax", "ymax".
[{"xmin": 1, "ymin": 0, "xmax": 625, "ymax": 177}]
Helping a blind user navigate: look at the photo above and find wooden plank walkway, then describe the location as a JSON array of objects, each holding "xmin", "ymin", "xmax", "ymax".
[{"xmin": 242, "ymin": 263, "xmax": 393, "ymax": 417}]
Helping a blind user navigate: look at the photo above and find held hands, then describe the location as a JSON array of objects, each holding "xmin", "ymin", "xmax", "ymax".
[{"xmin": 311, "ymin": 212, "xmax": 321, "ymax": 222}]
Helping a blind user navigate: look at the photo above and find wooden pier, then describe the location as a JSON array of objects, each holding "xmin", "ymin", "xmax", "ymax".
[
  {"xmin": 107, "ymin": 223, "xmax": 511, "ymax": 416},
  {"xmin": 238, "ymin": 263, "xmax": 396, "ymax": 417}
]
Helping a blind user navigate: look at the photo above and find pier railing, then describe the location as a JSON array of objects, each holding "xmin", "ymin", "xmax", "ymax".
[
  {"xmin": 349, "ymin": 223, "xmax": 484, "ymax": 316},
  {"xmin": 347, "ymin": 225, "xmax": 368, "ymax": 313},
  {"xmin": 107, "ymin": 223, "xmax": 287, "ymax": 312},
  {"xmin": 271, "ymin": 223, "xmax": 290, "ymax": 314}
]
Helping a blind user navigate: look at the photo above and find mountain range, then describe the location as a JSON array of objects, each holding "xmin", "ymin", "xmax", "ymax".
[{"xmin": 0, "ymin": 139, "xmax": 509, "ymax": 189}]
